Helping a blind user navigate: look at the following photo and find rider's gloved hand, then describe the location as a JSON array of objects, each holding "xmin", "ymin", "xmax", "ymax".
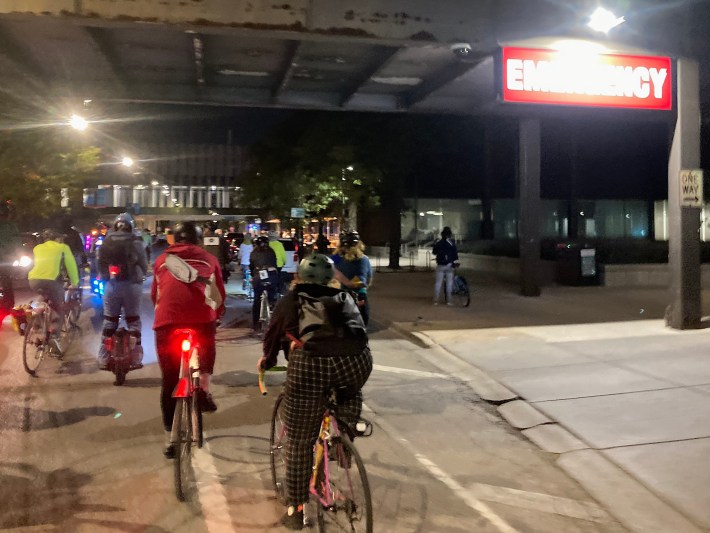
[{"xmin": 257, "ymin": 355, "xmax": 269, "ymax": 372}]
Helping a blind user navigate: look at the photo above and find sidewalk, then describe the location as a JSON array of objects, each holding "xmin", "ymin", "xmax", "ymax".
[{"xmin": 367, "ymin": 269, "xmax": 710, "ymax": 533}]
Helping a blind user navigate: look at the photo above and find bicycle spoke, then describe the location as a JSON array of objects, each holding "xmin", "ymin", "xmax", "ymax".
[{"xmin": 22, "ymin": 315, "xmax": 46, "ymax": 375}]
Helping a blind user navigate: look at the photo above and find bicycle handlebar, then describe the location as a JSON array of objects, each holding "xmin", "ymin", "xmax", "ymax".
[{"xmin": 258, "ymin": 366, "xmax": 288, "ymax": 396}]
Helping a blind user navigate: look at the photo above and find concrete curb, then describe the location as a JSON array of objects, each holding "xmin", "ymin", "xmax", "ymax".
[{"xmin": 403, "ymin": 327, "xmax": 705, "ymax": 533}]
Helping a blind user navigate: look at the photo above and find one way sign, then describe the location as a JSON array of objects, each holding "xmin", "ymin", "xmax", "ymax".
[{"xmin": 679, "ymin": 169, "xmax": 704, "ymax": 208}]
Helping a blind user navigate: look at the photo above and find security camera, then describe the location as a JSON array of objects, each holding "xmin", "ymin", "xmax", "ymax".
[{"xmin": 450, "ymin": 42, "xmax": 473, "ymax": 59}]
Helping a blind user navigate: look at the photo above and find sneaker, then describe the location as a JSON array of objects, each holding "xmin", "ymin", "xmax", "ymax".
[
  {"xmin": 280, "ymin": 506, "xmax": 304, "ymax": 530},
  {"xmin": 433, "ymin": 302, "xmax": 439, "ymax": 306},
  {"xmin": 49, "ymin": 338, "xmax": 63, "ymax": 357},
  {"xmin": 446, "ymin": 302, "xmax": 454, "ymax": 306},
  {"xmin": 197, "ymin": 389, "xmax": 218, "ymax": 413}
]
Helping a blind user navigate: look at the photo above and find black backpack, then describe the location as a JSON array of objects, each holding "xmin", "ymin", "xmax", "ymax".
[
  {"xmin": 297, "ymin": 290, "xmax": 368, "ymax": 356},
  {"xmin": 102, "ymin": 236, "xmax": 136, "ymax": 281}
]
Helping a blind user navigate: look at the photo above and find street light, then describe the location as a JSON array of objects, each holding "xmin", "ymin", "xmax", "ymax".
[
  {"xmin": 68, "ymin": 114, "xmax": 88, "ymax": 131},
  {"xmin": 121, "ymin": 156, "xmax": 134, "ymax": 168},
  {"xmin": 587, "ymin": 7, "xmax": 625, "ymax": 33}
]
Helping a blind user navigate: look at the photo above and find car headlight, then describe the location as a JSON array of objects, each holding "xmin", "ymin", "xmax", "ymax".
[{"xmin": 12, "ymin": 255, "xmax": 32, "ymax": 268}]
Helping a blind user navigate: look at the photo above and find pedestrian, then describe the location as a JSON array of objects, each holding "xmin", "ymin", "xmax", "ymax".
[
  {"xmin": 239, "ymin": 233, "xmax": 254, "ymax": 290},
  {"xmin": 268, "ymin": 231, "xmax": 287, "ymax": 293},
  {"xmin": 332, "ymin": 230, "xmax": 372, "ymax": 326},
  {"xmin": 432, "ymin": 226, "xmax": 459, "ymax": 306}
]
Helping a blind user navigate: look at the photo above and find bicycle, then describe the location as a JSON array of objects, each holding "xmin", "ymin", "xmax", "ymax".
[
  {"xmin": 255, "ymin": 267, "xmax": 278, "ymax": 332},
  {"xmin": 102, "ymin": 326, "xmax": 142, "ymax": 386},
  {"xmin": 170, "ymin": 328, "xmax": 204, "ymax": 502},
  {"xmin": 451, "ymin": 273, "xmax": 471, "ymax": 307},
  {"xmin": 243, "ymin": 266, "xmax": 254, "ymax": 301},
  {"xmin": 22, "ymin": 286, "xmax": 80, "ymax": 375},
  {"xmin": 260, "ymin": 371, "xmax": 374, "ymax": 532}
]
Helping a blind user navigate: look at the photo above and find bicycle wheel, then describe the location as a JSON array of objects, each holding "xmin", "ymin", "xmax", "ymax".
[
  {"xmin": 173, "ymin": 398, "xmax": 193, "ymax": 502},
  {"xmin": 191, "ymin": 380, "xmax": 203, "ymax": 449},
  {"xmin": 60, "ymin": 312, "xmax": 80, "ymax": 353},
  {"xmin": 317, "ymin": 434, "xmax": 373, "ymax": 533},
  {"xmin": 270, "ymin": 392, "xmax": 288, "ymax": 504},
  {"xmin": 23, "ymin": 313, "xmax": 47, "ymax": 375},
  {"xmin": 451, "ymin": 276, "xmax": 470, "ymax": 308}
]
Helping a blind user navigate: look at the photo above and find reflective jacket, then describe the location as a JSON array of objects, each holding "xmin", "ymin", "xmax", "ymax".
[{"xmin": 28, "ymin": 241, "xmax": 79, "ymax": 286}]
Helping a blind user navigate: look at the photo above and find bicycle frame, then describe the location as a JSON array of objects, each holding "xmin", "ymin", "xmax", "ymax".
[{"xmin": 310, "ymin": 410, "xmax": 343, "ymax": 508}]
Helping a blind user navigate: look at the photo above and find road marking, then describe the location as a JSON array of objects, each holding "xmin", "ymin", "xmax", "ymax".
[
  {"xmin": 372, "ymin": 364, "xmax": 447, "ymax": 379},
  {"xmin": 467, "ymin": 482, "xmax": 610, "ymax": 523},
  {"xmin": 363, "ymin": 403, "xmax": 520, "ymax": 533},
  {"xmin": 193, "ymin": 431, "xmax": 235, "ymax": 533}
]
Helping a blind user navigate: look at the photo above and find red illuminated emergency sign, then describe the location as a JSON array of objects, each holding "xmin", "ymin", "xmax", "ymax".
[{"xmin": 501, "ymin": 47, "xmax": 672, "ymax": 110}]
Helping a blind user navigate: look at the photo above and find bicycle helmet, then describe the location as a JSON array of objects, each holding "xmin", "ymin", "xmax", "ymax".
[
  {"xmin": 339, "ymin": 230, "xmax": 360, "ymax": 247},
  {"xmin": 254, "ymin": 235, "xmax": 270, "ymax": 247},
  {"xmin": 172, "ymin": 221, "xmax": 202, "ymax": 244},
  {"xmin": 297, "ymin": 254, "xmax": 335, "ymax": 285},
  {"xmin": 41, "ymin": 228, "xmax": 59, "ymax": 242},
  {"xmin": 113, "ymin": 212, "xmax": 135, "ymax": 233}
]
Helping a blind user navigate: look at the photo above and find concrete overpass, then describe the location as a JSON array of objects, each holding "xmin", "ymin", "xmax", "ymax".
[{"xmin": 0, "ymin": 0, "xmax": 707, "ymax": 328}]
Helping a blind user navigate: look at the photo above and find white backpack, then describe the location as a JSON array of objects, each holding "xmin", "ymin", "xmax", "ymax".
[{"xmin": 162, "ymin": 253, "xmax": 223, "ymax": 311}]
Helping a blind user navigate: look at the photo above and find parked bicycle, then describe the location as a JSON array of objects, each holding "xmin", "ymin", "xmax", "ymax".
[
  {"xmin": 451, "ymin": 273, "xmax": 471, "ymax": 307},
  {"xmin": 22, "ymin": 286, "xmax": 81, "ymax": 376},
  {"xmin": 260, "ymin": 371, "xmax": 374, "ymax": 532},
  {"xmin": 171, "ymin": 328, "xmax": 204, "ymax": 502}
]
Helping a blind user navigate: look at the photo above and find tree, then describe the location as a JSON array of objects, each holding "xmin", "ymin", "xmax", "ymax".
[{"xmin": 0, "ymin": 127, "xmax": 101, "ymax": 228}]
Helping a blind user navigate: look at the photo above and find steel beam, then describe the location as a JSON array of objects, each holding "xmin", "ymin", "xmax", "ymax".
[
  {"xmin": 339, "ymin": 45, "xmax": 399, "ymax": 107},
  {"xmin": 272, "ymin": 40, "xmax": 300, "ymax": 102}
]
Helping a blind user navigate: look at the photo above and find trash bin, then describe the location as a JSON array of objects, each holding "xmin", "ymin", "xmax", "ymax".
[{"xmin": 555, "ymin": 243, "xmax": 601, "ymax": 286}]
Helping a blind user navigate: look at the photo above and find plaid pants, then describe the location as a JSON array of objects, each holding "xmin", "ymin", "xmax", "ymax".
[{"xmin": 284, "ymin": 348, "xmax": 372, "ymax": 505}]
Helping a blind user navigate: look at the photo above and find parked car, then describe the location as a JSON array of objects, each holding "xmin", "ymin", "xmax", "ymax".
[{"xmin": 279, "ymin": 238, "xmax": 299, "ymax": 274}]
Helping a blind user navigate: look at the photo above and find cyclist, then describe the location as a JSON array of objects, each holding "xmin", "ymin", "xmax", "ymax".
[
  {"xmin": 27, "ymin": 229, "xmax": 80, "ymax": 356},
  {"xmin": 268, "ymin": 231, "xmax": 287, "ymax": 293},
  {"xmin": 59, "ymin": 216, "xmax": 87, "ymax": 270},
  {"xmin": 239, "ymin": 234, "xmax": 253, "ymax": 290},
  {"xmin": 257, "ymin": 254, "xmax": 372, "ymax": 530},
  {"xmin": 97, "ymin": 213, "xmax": 148, "ymax": 369},
  {"xmin": 151, "ymin": 221, "xmax": 225, "ymax": 458},
  {"xmin": 332, "ymin": 230, "xmax": 373, "ymax": 326},
  {"xmin": 250, "ymin": 235, "xmax": 278, "ymax": 331}
]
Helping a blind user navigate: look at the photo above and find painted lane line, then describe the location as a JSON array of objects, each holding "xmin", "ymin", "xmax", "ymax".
[
  {"xmin": 467, "ymin": 482, "xmax": 610, "ymax": 523},
  {"xmin": 193, "ymin": 431, "xmax": 235, "ymax": 533},
  {"xmin": 372, "ymin": 364, "xmax": 447, "ymax": 380},
  {"xmin": 363, "ymin": 402, "xmax": 519, "ymax": 533}
]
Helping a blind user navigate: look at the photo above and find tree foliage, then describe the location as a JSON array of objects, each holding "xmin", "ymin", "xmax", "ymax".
[{"xmin": 0, "ymin": 127, "xmax": 101, "ymax": 228}]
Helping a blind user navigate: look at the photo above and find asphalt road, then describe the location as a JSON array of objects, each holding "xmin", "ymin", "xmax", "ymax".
[{"xmin": 0, "ymin": 279, "xmax": 630, "ymax": 532}]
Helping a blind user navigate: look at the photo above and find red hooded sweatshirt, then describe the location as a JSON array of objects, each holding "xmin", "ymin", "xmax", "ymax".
[{"xmin": 151, "ymin": 242, "xmax": 226, "ymax": 330}]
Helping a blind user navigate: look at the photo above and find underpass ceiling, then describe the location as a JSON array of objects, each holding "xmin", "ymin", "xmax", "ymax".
[{"xmin": 0, "ymin": 1, "xmax": 707, "ymax": 119}]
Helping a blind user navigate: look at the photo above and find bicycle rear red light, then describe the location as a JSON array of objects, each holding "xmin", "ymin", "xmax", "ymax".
[{"xmin": 181, "ymin": 339, "xmax": 191, "ymax": 353}]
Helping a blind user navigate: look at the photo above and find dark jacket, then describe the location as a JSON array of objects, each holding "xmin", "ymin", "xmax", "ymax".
[
  {"xmin": 98, "ymin": 230, "xmax": 148, "ymax": 282},
  {"xmin": 432, "ymin": 237, "xmax": 458, "ymax": 266},
  {"xmin": 250, "ymin": 246, "xmax": 277, "ymax": 273},
  {"xmin": 262, "ymin": 283, "xmax": 366, "ymax": 368}
]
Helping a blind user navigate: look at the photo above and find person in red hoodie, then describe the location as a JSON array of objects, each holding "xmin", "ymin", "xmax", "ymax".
[{"xmin": 151, "ymin": 220, "xmax": 226, "ymax": 458}]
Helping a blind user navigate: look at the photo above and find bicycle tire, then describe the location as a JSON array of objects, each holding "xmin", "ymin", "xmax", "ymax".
[
  {"xmin": 173, "ymin": 398, "xmax": 192, "ymax": 502},
  {"xmin": 270, "ymin": 392, "xmax": 288, "ymax": 505},
  {"xmin": 192, "ymin": 381, "xmax": 203, "ymax": 449},
  {"xmin": 451, "ymin": 276, "xmax": 470, "ymax": 308},
  {"xmin": 22, "ymin": 313, "xmax": 48, "ymax": 375},
  {"xmin": 259, "ymin": 292, "xmax": 271, "ymax": 330},
  {"xmin": 317, "ymin": 434, "xmax": 373, "ymax": 533},
  {"xmin": 60, "ymin": 312, "xmax": 79, "ymax": 353}
]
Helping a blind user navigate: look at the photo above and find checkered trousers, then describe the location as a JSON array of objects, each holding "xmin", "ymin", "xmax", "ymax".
[{"xmin": 284, "ymin": 348, "xmax": 373, "ymax": 505}]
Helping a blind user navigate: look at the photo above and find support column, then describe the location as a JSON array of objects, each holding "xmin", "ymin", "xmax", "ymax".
[
  {"xmin": 518, "ymin": 118, "xmax": 542, "ymax": 297},
  {"xmin": 667, "ymin": 58, "xmax": 702, "ymax": 329}
]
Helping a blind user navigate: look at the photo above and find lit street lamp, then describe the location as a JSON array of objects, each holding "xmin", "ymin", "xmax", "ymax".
[
  {"xmin": 587, "ymin": 7, "xmax": 625, "ymax": 33},
  {"xmin": 68, "ymin": 114, "xmax": 88, "ymax": 131},
  {"xmin": 121, "ymin": 156, "xmax": 134, "ymax": 168}
]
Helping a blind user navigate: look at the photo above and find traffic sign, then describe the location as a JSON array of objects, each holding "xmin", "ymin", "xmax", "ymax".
[
  {"xmin": 290, "ymin": 207, "xmax": 305, "ymax": 218},
  {"xmin": 679, "ymin": 169, "xmax": 703, "ymax": 207}
]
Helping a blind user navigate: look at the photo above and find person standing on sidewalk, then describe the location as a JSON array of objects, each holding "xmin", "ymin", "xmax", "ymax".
[{"xmin": 432, "ymin": 226, "xmax": 459, "ymax": 306}]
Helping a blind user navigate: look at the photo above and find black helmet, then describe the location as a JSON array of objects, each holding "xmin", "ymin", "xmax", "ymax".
[
  {"xmin": 298, "ymin": 254, "xmax": 335, "ymax": 285},
  {"xmin": 113, "ymin": 212, "xmax": 135, "ymax": 233},
  {"xmin": 339, "ymin": 230, "xmax": 360, "ymax": 247},
  {"xmin": 173, "ymin": 221, "xmax": 202, "ymax": 244},
  {"xmin": 41, "ymin": 228, "xmax": 59, "ymax": 242},
  {"xmin": 255, "ymin": 235, "xmax": 270, "ymax": 247}
]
